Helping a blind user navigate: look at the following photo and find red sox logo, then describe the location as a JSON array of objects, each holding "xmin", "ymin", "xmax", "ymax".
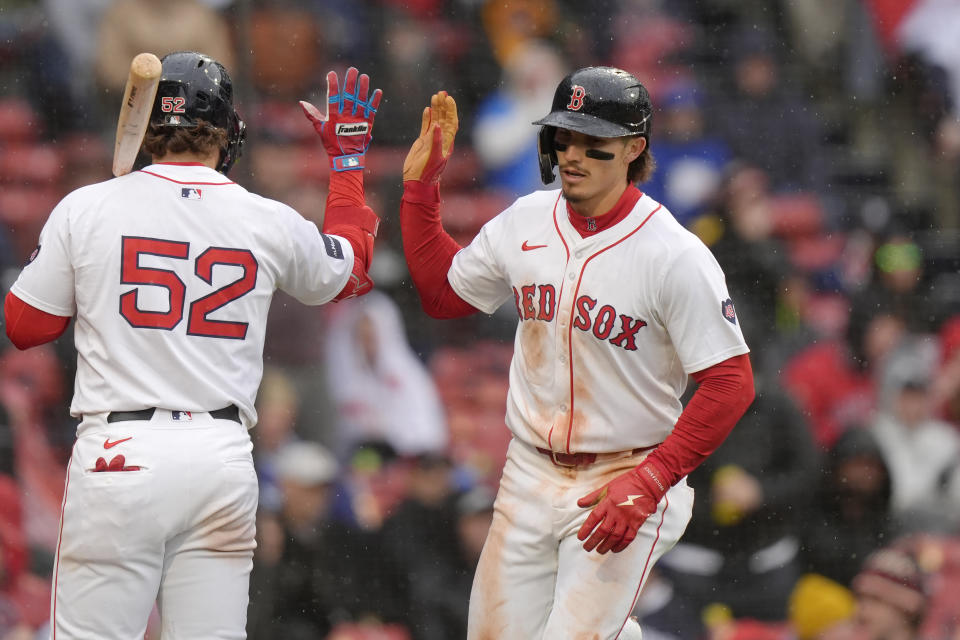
[{"xmin": 567, "ymin": 85, "xmax": 586, "ymax": 111}]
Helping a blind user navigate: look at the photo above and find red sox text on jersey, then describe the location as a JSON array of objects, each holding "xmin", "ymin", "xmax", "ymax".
[{"xmin": 513, "ymin": 284, "xmax": 647, "ymax": 351}]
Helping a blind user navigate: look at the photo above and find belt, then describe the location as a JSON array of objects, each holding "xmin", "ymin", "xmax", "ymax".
[
  {"xmin": 536, "ymin": 444, "xmax": 657, "ymax": 468},
  {"xmin": 107, "ymin": 405, "xmax": 241, "ymax": 424}
]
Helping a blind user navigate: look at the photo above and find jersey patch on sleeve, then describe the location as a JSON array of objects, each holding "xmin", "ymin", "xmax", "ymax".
[
  {"xmin": 321, "ymin": 233, "xmax": 344, "ymax": 260},
  {"xmin": 26, "ymin": 244, "xmax": 41, "ymax": 265},
  {"xmin": 721, "ymin": 298, "xmax": 737, "ymax": 324}
]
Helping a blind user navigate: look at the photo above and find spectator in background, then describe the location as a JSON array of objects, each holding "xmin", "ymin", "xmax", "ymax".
[
  {"xmin": 782, "ymin": 310, "xmax": 907, "ymax": 450},
  {"xmin": 252, "ymin": 366, "xmax": 302, "ymax": 512},
  {"xmin": 0, "ymin": 346, "xmax": 69, "ymax": 561},
  {"xmin": 39, "ymin": 0, "xmax": 115, "ymax": 132},
  {"xmin": 710, "ymin": 25, "xmax": 825, "ymax": 192},
  {"xmin": 847, "ymin": 232, "xmax": 945, "ymax": 342},
  {"xmin": 869, "ymin": 365, "xmax": 960, "ymax": 533},
  {"xmin": 787, "ymin": 573, "xmax": 857, "ymax": 640},
  {"xmin": 247, "ymin": 3, "xmax": 322, "ymax": 101},
  {"xmin": 365, "ymin": 6, "xmax": 457, "ymax": 146},
  {"xmin": 846, "ymin": 547, "xmax": 928, "ymax": 640},
  {"xmin": 642, "ymin": 78, "xmax": 731, "ymax": 228},
  {"xmin": 247, "ymin": 441, "xmax": 405, "ymax": 639},
  {"xmin": 480, "ymin": 0, "xmax": 558, "ymax": 68},
  {"xmin": 382, "ymin": 456, "xmax": 484, "ymax": 640},
  {"xmin": 897, "ymin": 0, "xmax": 960, "ymax": 157},
  {"xmin": 801, "ymin": 428, "xmax": 895, "ymax": 588},
  {"xmin": 703, "ymin": 163, "xmax": 797, "ymax": 366},
  {"xmin": 0, "ymin": 464, "xmax": 50, "ymax": 637},
  {"xmin": 651, "ymin": 377, "xmax": 818, "ymax": 635},
  {"xmin": 324, "ymin": 290, "xmax": 448, "ymax": 459},
  {"xmin": 94, "ymin": 0, "xmax": 235, "ymax": 117},
  {"xmin": 472, "ymin": 40, "xmax": 565, "ymax": 198}
]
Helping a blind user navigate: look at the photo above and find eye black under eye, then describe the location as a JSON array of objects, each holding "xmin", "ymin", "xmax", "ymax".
[{"xmin": 554, "ymin": 141, "xmax": 568, "ymax": 151}]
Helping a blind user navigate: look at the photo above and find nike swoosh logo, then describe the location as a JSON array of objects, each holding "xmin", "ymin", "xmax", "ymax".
[
  {"xmin": 617, "ymin": 494, "xmax": 644, "ymax": 507},
  {"xmin": 521, "ymin": 241, "xmax": 548, "ymax": 251},
  {"xmin": 104, "ymin": 437, "xmax": 133, "ymax": 449}
]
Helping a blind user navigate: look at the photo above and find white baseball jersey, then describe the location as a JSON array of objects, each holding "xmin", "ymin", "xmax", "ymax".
[
  {"xmin": 10, "ymin": 163, "xmax": 354, "ymax": 427},
  {"xmin": 448, "ymin": 188, "xmax": 749, "ymax": 453}
]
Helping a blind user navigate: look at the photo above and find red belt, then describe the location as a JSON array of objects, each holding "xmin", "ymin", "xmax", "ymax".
[{"xmin": 535, "ymin": 444, "xmax": 657, "ymax": 468}]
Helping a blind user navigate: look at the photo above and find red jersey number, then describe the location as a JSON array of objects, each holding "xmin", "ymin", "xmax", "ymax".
[
  {"xmin": 188, "ymin": 247, "xmax": 258, "ymax": 340},
  {"xmin": 119, "ymin": 236, "xmax": 258, "ymax": 339}
]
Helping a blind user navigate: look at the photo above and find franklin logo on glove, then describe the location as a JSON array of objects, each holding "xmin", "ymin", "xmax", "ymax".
[{"xmin": 335, "ymin": 123, "xmax": 369, "ymax": 136}]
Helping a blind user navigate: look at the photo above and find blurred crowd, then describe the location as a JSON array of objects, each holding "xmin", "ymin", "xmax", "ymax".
[{"xmin": 2, "ymin": 0, "xmax": 960, "ymax": 638}]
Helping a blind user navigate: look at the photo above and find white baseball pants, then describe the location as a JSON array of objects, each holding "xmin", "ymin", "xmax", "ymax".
[
  {"xmin": 51, "ymin": 410, "xmax": 258, "ymax": 639},
  {"xmin": 467, "ymin": 437, "xmax": 694, "ymax": 640}
]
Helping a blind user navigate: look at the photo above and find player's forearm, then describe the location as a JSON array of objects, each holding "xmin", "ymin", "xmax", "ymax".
[
  {"xmin": 326, "ymin": 170, "xmax": 365, "ymax": 209},
  {"xmin": 4, "ymin": 291, "xmax": 71, "ymax": 350},
  {"xmin": 646, "ymin": 353, "xmax": 756, "ymax": 487},
  {"xmin": 323, "ymin": 205, "xmax": 379, "ymax": 299},
  {"xmin": 400, "ymin": 181, "xmax": 477, "ymax": 319}
]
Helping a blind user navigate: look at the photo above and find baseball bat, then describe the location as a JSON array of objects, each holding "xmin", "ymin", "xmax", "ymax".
[{"xmin": 112, "ymin": 52, "xmax": 162, "ymax": 177}]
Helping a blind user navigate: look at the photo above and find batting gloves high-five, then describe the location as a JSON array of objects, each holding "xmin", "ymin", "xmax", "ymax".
[
  {"xmin": 403, "ymin": 91, "xmax": 459, "ymax": 184},
  {"xmin": 301, "ymin": 67, "xmax": 382, "ymax": 172},
  {"xmin": 577, "ymin": 458, "xmax": 669, "ymax": 554}
]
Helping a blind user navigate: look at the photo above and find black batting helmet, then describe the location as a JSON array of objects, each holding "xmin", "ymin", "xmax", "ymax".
[
  {"xmin": 533, "ymin": 66, "xmax": 652, "ymax": 184},
  {"xmin": 150, "ymin": 51, "xmax": 246, "ymax": 174}
]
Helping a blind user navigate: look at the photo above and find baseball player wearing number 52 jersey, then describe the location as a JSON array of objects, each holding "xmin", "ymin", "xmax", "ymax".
[
  {"xmin": 4, "ymin": 52, "xmax": 382, "ymax": 639},
  {"xmin": 400, "ymin": 67, "xmax": 756, "ymax": 639}
]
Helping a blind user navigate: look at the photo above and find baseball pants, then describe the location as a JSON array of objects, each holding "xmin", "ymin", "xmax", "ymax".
[
  {"xmin": 467, "ymin": 437, "xmax": 694, "ymax": 640},
  {"xmin": 51, "ymin": 409, "xmax": 258, "ymax": 640}
]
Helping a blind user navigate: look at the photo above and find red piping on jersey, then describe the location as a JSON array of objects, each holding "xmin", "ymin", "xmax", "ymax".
[
  {"xmin": 546, "ymin": 192, "xmax": 570, "ymax": 451},
  {"xmin": 155, "ymin": 162, "xmax": 208, "ymax": 166},
  {"xmin": 139, "ymin": 170, "xmax": 234, "ymax": 186},
  {"xmin": 52, "ymin": 448, "xmax": 76, "ymax": 639},
  {"xmin": 562, "ymin": 202, "xmax": 662, "ymax": 453},
  {"xmin": 616, "ymin": 492, "xmax": 668, "ymax": 639}
]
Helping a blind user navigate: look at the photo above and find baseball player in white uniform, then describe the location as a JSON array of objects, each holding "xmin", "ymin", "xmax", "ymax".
[
  {"xmin": 3, "ymin": 52, "xmax": 382, "ymax": 639},
  {"xmin": 399, "ymin": 68, "xmax": 756, "ymax": 638}
]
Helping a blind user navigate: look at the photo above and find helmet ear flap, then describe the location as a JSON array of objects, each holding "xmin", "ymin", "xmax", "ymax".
[
  {"xmin": 537, "ymin": 125, "xmax": 557, "ymax": 185},
  {"xmin": 217, "ymin": 118, "xmax": 246, "ymax": 174}
]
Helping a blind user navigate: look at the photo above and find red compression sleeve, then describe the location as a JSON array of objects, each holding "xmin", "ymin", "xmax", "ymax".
[
  {"xmin": 644, "ymin": 353, "xmax": 756, "ymax": 486},
  {"xmin": 326, "ymin": 170, "xmax": 364, "ymax": 209},
  {"xmin": 323, "ymin": 205, "xmax": 379, "ymax": 300},
  {"xmin": 4, "ymin": 291, "xmax": 71, "ymax": 350},
  {"xmin": 400, "ymin": 181, "xmax": 478, "ymax": 319}
]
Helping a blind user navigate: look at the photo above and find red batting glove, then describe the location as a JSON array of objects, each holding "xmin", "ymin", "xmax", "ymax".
[
  {"xmin": 300, "ymin": 67, "xmax": 382, "ymax": 172},
  {"xmin": 577, "ymin": 458, "xmax": 669, "ymax": 554}
]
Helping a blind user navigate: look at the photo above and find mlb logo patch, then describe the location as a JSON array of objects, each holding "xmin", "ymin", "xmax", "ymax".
[
  {"xmin": 181, "ymin": 188, "xmax": 202, "ymax": 200},
  {"xmin": 721, "ymin": 298, "xmax": 737, "ymax": 325},
  {"xmin": 172, "ymin": 411, "xmax": 193, "ymax": 421}
]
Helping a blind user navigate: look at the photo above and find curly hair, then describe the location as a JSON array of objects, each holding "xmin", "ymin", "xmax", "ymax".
[
  {"xmin": 628, "ymin": 143, "xmax": 656, "ymax": 184},
  {"xmin": 142, "ymin": 119, "xmax": 227, "ymax": 159}
]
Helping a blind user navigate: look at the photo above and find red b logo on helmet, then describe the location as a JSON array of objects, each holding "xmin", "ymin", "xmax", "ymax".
[{"xmin": 566, "ymin": 85, "xmax": 586, "ymax": 111}]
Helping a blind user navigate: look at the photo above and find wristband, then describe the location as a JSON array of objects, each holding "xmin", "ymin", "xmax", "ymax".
[{"xmin": 332, "ymin": 153, "xmax": 365, "ymax": 172}]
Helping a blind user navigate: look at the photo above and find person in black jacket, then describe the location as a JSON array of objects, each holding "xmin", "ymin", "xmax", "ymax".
[
  {"xmin": 644, "ymin": 375, "xmax": 819, "ymax": 635},
  {"xmin": 801, "ymin": 427, "xmax": 897, "ymax": 587}
]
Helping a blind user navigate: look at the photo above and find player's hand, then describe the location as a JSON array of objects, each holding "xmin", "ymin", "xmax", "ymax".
[
  {"xmin": 576, "ymin": 459, "xmax": 669, "ymax": 554},
  {"xmin": 300, "ymin": 67, "xmax": 382, "ymax": 172},
  {"xmin": 403, "ymin": 91, "xmax": 458, "ymax": 184}
]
